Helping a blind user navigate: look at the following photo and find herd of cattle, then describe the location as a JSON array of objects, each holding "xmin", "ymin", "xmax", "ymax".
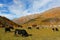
[
  {"xmin": 1, "ymin": 24, "xmax": 60, "ymax": 37},
  {"xmin": 5, "ymin": 25, "xmax": 32, "ymax": 37}
]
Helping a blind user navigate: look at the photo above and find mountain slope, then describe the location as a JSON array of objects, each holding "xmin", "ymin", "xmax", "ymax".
[
  {"xmin": 0, "ymin": 16, "xmax": 21, "ymax": 27},
  {"xmin": 13, "ymin": 7, "xmax": 60, "ymax": 27},
  {"xmin": 13, "ymin": 14, "xmax": 40, "ymax": 24},
  {"xmin": 41, "ymin": 7, "xmax": 60, "ymax": 18}
]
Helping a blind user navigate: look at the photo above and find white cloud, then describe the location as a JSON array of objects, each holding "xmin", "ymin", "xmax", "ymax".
[
  {"xmin": 8, "ymin": 0, "xmax": 53, "ymax": 17},
  {"xmin": 8, "ymin": 0, "xmax": 25, "ymax": 16},
  {"xmin": 0, "ymin": 4, "xmax": 4, "ymax": 7},
  {"xmin": 0, "ymin": 0, "xmax": 60, "ymax": 19},
  {"xmin": 0, "ymin": 13, "xmax": 16, "ymax": 20},
  {"xmin": 21, "ymin": 0, "xmax": 53, "ymax": 14},
  {"xmin": 32, "ymin": 0, "xmax": 52, "ymax": 10},
  {"xmin": 49, "ymin": 0, "xmax": 60, "ymax": 8}
]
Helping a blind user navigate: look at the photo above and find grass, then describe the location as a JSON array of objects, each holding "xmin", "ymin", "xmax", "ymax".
[{"xmin": 0, "ymin": 27, "xmax": 60, "ymax": 40}]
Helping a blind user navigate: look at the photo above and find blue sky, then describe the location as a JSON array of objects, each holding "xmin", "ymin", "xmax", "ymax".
[{"xmin": 0, "ymin": 0, "xmax": 60, "ymax": 20}]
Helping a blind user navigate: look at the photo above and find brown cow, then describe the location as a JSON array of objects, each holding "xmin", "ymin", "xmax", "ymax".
[{"xmin": 32, "ymin": 24, "xmax": 37, "ymax": 27}]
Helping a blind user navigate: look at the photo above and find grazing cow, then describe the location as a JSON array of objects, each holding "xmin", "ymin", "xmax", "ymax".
[
  {"xmin": 55, "ymin": 28, "xmax": 59, "ymax": 31},
  {"xmin": 32, "ymin": 24, "xmax": 37, "ymax": 27},
  {"xmin": 5, "ymin": 27, "xmax": 11, "ymax": 32},
  {"xmin": 15, "ymin": 29, "xmax": 31, "ymax": 37},
  {"xmin": 28, "ymin": 27, "xmax": 32, "ymax": 29},
  {"xmin": 36, "ymin": 27, "xmax": 39, "ymax": 29},
  {"xmin": 52, "ymin": 28, "xmax": 59, "ymax": 31},
  {"xmin": 18, "ymin": 25, "xmax": 23, "ymax": 28},
  {"xmin": 52, "ymin": 28, "xmax": 54, "ymax": 31},
  {"xmin": 5, "ymin": 26, "xmax": 14, "ymax": 32}
]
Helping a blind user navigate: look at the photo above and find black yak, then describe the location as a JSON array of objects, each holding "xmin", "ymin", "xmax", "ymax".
[
  {"xmin": 5, "ymin": 26, "xmax": 14, "ymax": 32},
  {"xmin": 15, "ymin": 29, "xmax": 32, "ymax": 37},
  {"xmin": 28, "ymin": 27, "xmax": 32, "ymax": 29},
  {"xmin": 5, "ymin": 27, "xmax": 11, "ymax": 32},
  {"xmin": 52, "ymin": 28, "xmax": 59, "ymax": 31},
  {"xmin": 36, "ymin": 27, "xmax": 39, "ymax": 29},
  {"xmin": 55, "ymin": 28, "xmax": 59, "ymax": 31},
  {"xmin": 18, "ymin": 25, "xmax": 23, "ymax": 28}
]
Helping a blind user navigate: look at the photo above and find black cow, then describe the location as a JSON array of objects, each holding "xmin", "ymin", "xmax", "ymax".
[
  {"xmin": 18, "ymin": 25, "xmax": 23, "ymax": 28},
  {"xmin": 5, "ymin": 27, "xmax": 11, "ymax": 32},
  {"xmin": 15, "ymin": 29, "xmax": 32, "ymax": 37},
  {"xmin": 28, "ymin": 27, "xmax": 32, "ymax": 29},
  {"xmin": 55, "ymin": 28, "xmax": 59, "ymax": 31},
  {"xmin": 5, "ymin": 26, "xmax": 14, "ymax": 32},
  {"xmin": 52, "ymin": 28, "xmax": 54, "ymax": 31},
  {"xmin": 52, "ymin": 28, "xmax": 59, "ymax": 31},
  {"xmin": 36, "ymin": 27, "xmax": 39, "ymax": 29}
]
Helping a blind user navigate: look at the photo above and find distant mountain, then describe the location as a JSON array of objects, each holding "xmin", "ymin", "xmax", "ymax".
[
  {"xmin": 13, "ymin": 14, "xmax": 40, "ymax": 24},
  {"xmin": 13, "ymin": 7, "xmax": 60, "ymax": 27},
  {"xmin": 0, "ymin": 16, "xmax": 20, "ymax": 27}
]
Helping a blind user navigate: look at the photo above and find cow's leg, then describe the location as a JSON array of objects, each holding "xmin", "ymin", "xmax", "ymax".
[
  {"xmin": 5, "ymin": 28, "xmax": 8, "ymax": 32},
  {"xmin": 15, "ymin": 30, "xmax": 20, "ymax": 37},
  {"xmin": 15, "ymin": 31, "xmax": 17, "ymax": 35},
  {"xmin": 8, "ymin": 29, "xmax": 11, "ymax": 32}
]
